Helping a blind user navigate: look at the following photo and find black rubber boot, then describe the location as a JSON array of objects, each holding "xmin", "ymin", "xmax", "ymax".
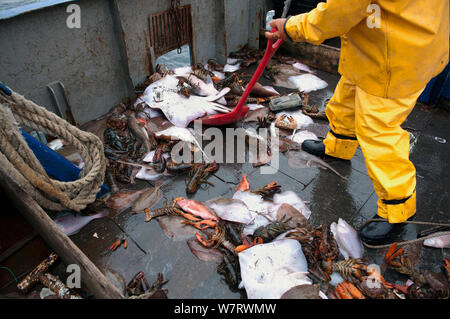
[
  {"xmin": 302, "ymin": 140, "xmax": 326, "ymax": 157},
  {"xmin": 359, "ymin": 213, "xmax": 416, "ymax": 246}
]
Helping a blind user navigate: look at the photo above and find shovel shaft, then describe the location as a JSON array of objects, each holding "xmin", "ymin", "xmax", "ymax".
[
  {"xmin": 234, "ymin": 29, "xmax": 284, "ymax": 113},
  {"xmin": 199, "ymin": 29, "xmax": 283, "ymax": 126}
]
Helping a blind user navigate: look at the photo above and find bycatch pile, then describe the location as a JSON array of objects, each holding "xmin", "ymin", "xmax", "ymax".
[{"xmin": 47, "ymin": 47, "xmax": 449, "ymax": 299}]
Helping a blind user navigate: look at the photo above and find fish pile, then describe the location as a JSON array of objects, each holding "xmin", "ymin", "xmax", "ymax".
[
  {"xmin": 139, "ymin": 173, "xmax": 337, "ymax": 298},
  {"xmin": 264, "ymin": 57, "xmax": 328, "ymax": 93},
  {"xmin": 239, "ymin": 114, "xmax": 347, "ymax": 179},
  {"xmin": 51, "ymin": 47, "xmax": 449, "ymax": 299},
  {"xmin": 75, "ymin": 47, "xmax": 336, "ymax": 202},
  {"xmin": 79, "ymin": 48, "xmax": 306, "ymax": 200},
  {"xmin": 139, "ymin": 172, "xmax": 450, "ymax": 299}
]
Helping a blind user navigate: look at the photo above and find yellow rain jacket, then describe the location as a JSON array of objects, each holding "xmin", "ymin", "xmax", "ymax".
[
  {"xmin": 284, "ymin": 0, "xmax": 449, "ymax": 99},
  {"xmin": 284, "ymin": 0, "xmax": 449, "ymax": 223}
]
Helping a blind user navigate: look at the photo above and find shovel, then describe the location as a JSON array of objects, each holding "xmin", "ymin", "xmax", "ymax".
[
  {"xmin": 198, "ymin": 1, "xmax": 292, "ymax": 126},
  {"xmin": 198, "ymin": 32, "xmax": 284, "ymax": 126}
]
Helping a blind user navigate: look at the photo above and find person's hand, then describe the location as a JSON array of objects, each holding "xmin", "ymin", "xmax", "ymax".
[{"xmin": 265, "ymin": 19, "xmax": 288, "ymax": 41}]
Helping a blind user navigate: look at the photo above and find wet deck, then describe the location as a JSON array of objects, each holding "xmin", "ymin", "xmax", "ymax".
[{"xmin": 69, "ymin": 65, "xmax": 450, "ymax": 299}]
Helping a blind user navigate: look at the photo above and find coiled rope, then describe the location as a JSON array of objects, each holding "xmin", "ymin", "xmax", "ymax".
[{"xmin": 0, "ymin": 89, "xmax": 106, "ymax": 212}]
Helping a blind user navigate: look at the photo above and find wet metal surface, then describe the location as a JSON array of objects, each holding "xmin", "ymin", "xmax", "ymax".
[
  {"xmin": 1, "ymin": 0, "xmax": 265, "ymax": 125},
  {"xmin": 70, "ymin": 66, "xmax": 449, "ymax": 298}
]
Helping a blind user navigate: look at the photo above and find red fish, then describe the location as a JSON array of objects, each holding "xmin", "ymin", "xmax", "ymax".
[{"xmin": 175, "ymin": 198, "xmax": 219, "ymax": 222}]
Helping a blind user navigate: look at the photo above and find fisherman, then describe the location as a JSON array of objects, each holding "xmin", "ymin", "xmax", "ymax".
[{"xmin": 266, "ymin": 0, "xmax": 449, "ymax": 245}]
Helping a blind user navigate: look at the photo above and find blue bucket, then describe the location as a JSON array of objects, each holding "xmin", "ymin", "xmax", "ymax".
[
  {"xmin": 418, "ymin": 63, "xmax": 450, "ymax": 104},
  {"xmin": 20, "ymin": 129, "xmax": 109, "ymax": 198}
]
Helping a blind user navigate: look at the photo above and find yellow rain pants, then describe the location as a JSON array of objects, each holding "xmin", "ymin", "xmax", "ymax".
[
  {"xmin": 324, "ymin": 77, "xmax": 423, "ymax": 223},
  {"xmin": 283, "ymin": 0, "xmax": 449, "ymax": 223}
]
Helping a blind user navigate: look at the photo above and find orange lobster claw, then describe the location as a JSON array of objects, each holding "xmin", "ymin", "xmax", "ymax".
[
  {"xmin": 385, "ymin": 242, "xmax": 404, "ymax": 263},
  {"xmin": 254, "ymin": 237, "xmax": 263, "ymax": 245},
  {"xmin": 342, "ymin": 282, "xmax": 365, "ymax": 299},
  {"xmin": 335, "ymin": 283, "xmax": 353, "ymax": 299},
  {"xmin": 211, "ymin": 76, "xmax": 220, "ymax": 84},
  {"xmin": 203, "ymin": 162, "xmax": 219, "ymax": 175},
  {"xmin": 234, "ymin": 245, "xmax": 250, "ymax": 253},
  {"xmin": 385, "ymin": 242, "xmax": 397, "ymax": 259},
  {"xmin": 234, "ymin": 236, "xmax": 263, "ymax": 253},
  {"xmin": 388, "ymin": 248, "xmax": 404, "ymax": 262},
  {"xmin": 266, "ymin": 181, "xmax": 279, "ymax": 189},
  {"xmin": 182, "ymin": 219, "xmax": 217, "ymax": 230},
  {"xmin": 195, "ymin": 232, "xmax": 212, "ymax": 248},
  {"xmin": 178, "ymin": 211, "xmax": 202, "ymax": 222},
  {"xmin": 109, "ymin": 239, "xmax": 122, "ymax": 251},
  {"xmin": 236, "ymin": 174, "xmax": 250, "ymax": 191}
]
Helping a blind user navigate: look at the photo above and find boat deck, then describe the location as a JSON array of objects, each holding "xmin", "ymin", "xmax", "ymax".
[
  {"xmin": 0, "ymin": 62, "xmax": 444, "ymax": 299},
  {"xmin": 66, "ymin": 63, "xmax": 450, "ymax": 298}
]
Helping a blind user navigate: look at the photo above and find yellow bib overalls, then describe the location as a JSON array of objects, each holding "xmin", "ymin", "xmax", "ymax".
[{"xmin": 284, "ymin": 0, "xmax": 449, "ymax": 223}]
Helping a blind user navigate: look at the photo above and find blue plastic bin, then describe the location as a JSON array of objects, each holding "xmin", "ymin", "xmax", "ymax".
[
  {"xmin": 418, "ymin": 63, "xmax": 450, "ymax": 105},
  {"xmin": 21, "ymin": 129, "xmax": 109, "ymax": 198}
]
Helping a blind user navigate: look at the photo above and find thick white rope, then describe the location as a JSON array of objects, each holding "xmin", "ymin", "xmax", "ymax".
[{"xmin": 0, "ymin": 90, "xmax": 106, "ymax": 212}]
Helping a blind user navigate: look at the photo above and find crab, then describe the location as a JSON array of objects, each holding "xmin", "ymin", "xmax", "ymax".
[
  {"xmin": 274, "ymin": 114, "xmax": 298, "ymax": 130},
  {"xmin": 177, "ymin": 79, "xmax": 193, "ymax": 98},
  {"xmin": 168, "ymin": 197, "xmax": 226, "ymax": 249},
  {"xmin": 186, "ymin": 162, "xmax": 219, "ymax": 194},
  {"xmin": 384, "ymin": 242, "xmax": 417, "ymax": 278},
  {"xmin": 195, "ymin": 225, "xmax": 226, "ymax": 249},
  {"xmin": 444, "ymin": 258, "xmax": 450, "ymax": 282},
  {"xmin": 250, "ymin": 181, "xmax": 282, "ymax": 198}
]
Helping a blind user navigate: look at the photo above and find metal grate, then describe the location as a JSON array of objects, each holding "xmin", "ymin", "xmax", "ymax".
[{"xmin": 149, "ymin": 5, "xmax": 193, "ymax": 59}]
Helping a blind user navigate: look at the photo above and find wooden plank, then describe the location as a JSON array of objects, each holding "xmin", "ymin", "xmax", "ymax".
[
  {"xmin": 282, "ymin": 41, "xmax": 340, "ymax": 75},
  {"xmin": 0, "ymin": 169, "xmax": 124, "ymax": 299},
  {"xmin": 0, "ymin": 232, "xmax": 37, "ymax": 264}
]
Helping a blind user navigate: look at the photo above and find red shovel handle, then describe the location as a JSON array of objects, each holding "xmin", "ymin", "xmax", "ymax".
[
  {"xmin": 270, "ymin": 26, "xmax": 285, "ymax": 51},
  {"xmin": 199, "ymin": 28, "xmax": 284, "ymax": 126},
  {"xmin": 233, "ymin": 28, "xmax": 284, "ymax": 112}
]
